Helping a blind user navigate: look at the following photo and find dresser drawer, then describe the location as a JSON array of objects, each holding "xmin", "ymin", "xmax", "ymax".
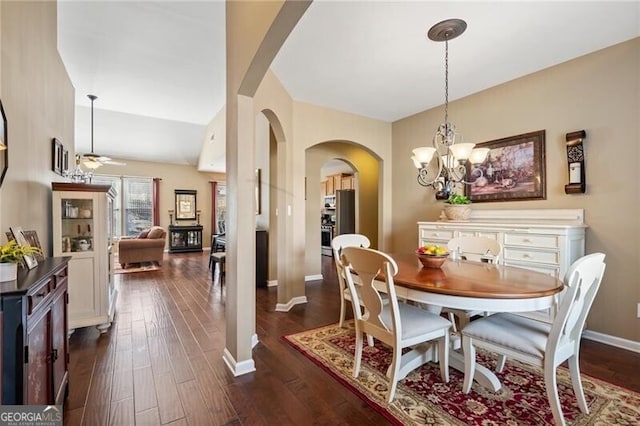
[
  {"xmin": 504, "ymin": 233, "xmax": 559, "ymax": 249},
  {"xmin": 27, "ymin": 278, "xmax": 53, "ymax": 316},
  {"xmin": 503, "ymin": 248, "xmax": 559, "ymax": 265},
  {"xmin": 419, "ymin": 228, "xmax": 454, "ymax": 242},
  {"xmin": 53, "ymin": 266, "xmax": 68, "ymax": 289}
]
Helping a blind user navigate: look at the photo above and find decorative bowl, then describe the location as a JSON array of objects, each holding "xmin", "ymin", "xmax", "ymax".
[{"xmin": 416, "ymin": 252, "xmax": 449, "ymax": 269}]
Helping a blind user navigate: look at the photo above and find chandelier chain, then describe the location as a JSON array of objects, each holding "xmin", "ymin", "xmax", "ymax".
[{"xmin": 444, "ymin": 36, "xmax": 449, "ymax": 127}]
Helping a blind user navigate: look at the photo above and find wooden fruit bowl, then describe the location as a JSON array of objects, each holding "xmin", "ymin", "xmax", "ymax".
[{"xmin": 416, "ymin": 252, "xmax": 449, "ymax": 269}]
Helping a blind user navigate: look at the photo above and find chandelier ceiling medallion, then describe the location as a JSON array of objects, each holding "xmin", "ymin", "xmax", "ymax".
[{"xmin": 411, "ymin": 18, "xmax": 489, "ymax": 199}]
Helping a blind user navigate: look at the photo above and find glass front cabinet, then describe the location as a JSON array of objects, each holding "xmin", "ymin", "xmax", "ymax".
[{"xmin": 52, "ymin": 182, "xmax": 117, "ymax": 333}]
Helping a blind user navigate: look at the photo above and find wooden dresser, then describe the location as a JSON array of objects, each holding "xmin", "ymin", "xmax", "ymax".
[
  {"xmin": 0, "ymin": 257, "xmax": 70, "ymax": 405},
  {"xmin": 418, "ymin": 209, "xmax": 587, "ymax": 322}
]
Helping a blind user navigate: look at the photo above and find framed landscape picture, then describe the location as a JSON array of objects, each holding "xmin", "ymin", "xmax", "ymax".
[{"xmin": 465, "ymin": 130, "xmax": 546, "ymax": 202}]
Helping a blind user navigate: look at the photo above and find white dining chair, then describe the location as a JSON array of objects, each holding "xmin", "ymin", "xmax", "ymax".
[
  {"xmin": 445, "ymin": 236, "xmax": 503, "ymax": 331},
  {"xmin": 331, "ymin": 233, "xmax": 371, "ymax": 329},
  {"xmin": 461, "ymin": 252, "xmax": 606, "ymax": 426},
  {"xmin": 342, "ymin": 246, "xmax": 452, "ymax": 403}
]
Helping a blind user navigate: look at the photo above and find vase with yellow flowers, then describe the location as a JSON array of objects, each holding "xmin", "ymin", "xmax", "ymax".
[{"xmin": 0, "ymin": 240, "xmax": 42, "ymax": 281}]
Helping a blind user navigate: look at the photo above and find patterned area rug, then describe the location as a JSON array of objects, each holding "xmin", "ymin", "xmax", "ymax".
[
  {"xmin": 113, "ymin": 261, "xmax": 161, "ymax": 274},
  {"xmin": 284, "ymin": 322, "xmax": 640, "ymax": 425}
]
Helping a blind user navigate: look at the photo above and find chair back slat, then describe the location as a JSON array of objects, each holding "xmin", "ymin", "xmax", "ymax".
[
  {"xmin": 342, "ymin": 247, "xmax": 399, "ymax": 337},
  {"xmin": 332, "ymin": 234, "xmax": 371, "ymax": 291},
  {"xmin": 547, "ymin": 253, "xmax": 606, "ymax": 353}
]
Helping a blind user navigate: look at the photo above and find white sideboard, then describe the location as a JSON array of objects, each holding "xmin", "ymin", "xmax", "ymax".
[{"xmin": 418, "ymin": 209, "xmax": 587, "ymax": 322}]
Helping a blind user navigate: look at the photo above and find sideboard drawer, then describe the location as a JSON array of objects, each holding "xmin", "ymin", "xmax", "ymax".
[
  {"xmin": 504, "ymin": 233, "xmax": 559, "ymax": 249},
  {"xmin": 27, "ymin": 277, "xmax": 53, "ymax": 316},
  {"xmin": 419, "ymin": 228, "xmax": 454, "ymax": 242},
  {"xmin": 503, "ymin": 247, "xmax": 559, "ymax": 265}
]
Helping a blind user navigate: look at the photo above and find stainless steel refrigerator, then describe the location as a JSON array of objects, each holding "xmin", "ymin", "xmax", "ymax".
[{"xmin": 335, "ymin": 189, "xmax": 355, "ymax": 235}]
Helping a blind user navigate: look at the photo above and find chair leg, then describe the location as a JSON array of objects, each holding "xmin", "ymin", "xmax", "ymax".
[
  {"xmin": 462, "ymin": 335, "xmax": 476, "ymax": 394},
  {"xmin": 438, "ymin": 333, "xmax": 450, "ymax": 383},
  {"xmin": 339, "ymin": 297, "xmax": 346, "ymax": 328},
  {"xmin": 544, "ymin": 359, "xmax": 566, "ymax": 426},
  {"xmin": 386, "ymin": 346, "xmax": 402, "ymax": 403},
  {"xmin": 568, "ymin": 354, "xmax": 589, "ymax": 414},
  {"xmin": 352, "ymin": 328, "xmax": 364, "ymax": 379},
  {"xmin": 495, "ymin": 354, "xmax": 507, "ymax": 373},
  {"xmin": 366, "ymin": 334, "xmax": 374, "ymax": 347}
]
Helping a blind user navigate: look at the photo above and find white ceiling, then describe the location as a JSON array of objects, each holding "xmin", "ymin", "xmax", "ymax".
[{"xmin": 57, "ymin": 1, "xmax": 640, "ymax": 171}]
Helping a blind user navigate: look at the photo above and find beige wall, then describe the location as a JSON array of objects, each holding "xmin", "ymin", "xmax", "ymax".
[
  {"xmin": 1, "ymin": 1, "xmax": 75, "ymax": 256},
  {"xmin": 96, "ymin": 159, "xmax": 223, "ymax": 249},
  {"xmin": 392, "ymin": 38, "xmax": 640, "ymax": 341}
]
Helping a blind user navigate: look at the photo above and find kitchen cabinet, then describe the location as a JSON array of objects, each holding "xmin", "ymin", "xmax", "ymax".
[
  {"xmin": 52, "ymin": 182, "xmax": 117, "ymax": 333},
  {"xmin": 326, "ymin": 176, "xmax": 335, "ymax": 195},
  {"xmin": 322, "ymin": 173, "xmax": 353, "ymax": 196},
  {"xmin": 341, "ymin": 175, "xmax": 354, "ymax": 190},
  {"xmin": 169, "ymin": 225, "xmax": 203, "ymax": 253},
  {"xmin": 1, "ymin": 258, "xmax": 70, "ymax": 405},
  {"xmin": 418, "ymin": 209, "xmax": 586, "ymax": 322}
]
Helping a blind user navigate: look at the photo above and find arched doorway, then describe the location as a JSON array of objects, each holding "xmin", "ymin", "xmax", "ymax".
[{"xmin": 305, "ymin": 140, "xmax": 382, "ymax": 279}]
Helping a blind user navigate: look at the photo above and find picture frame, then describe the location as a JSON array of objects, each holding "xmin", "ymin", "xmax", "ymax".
[
  {"xmin": 62, "ymin": 148, "xmax": 69, "ymax": 175},
  {"xmin": 10, "ymin": 226, "xmax": 38, "ymax": 270},
  {"xmin": 255, "ymin": 168, "xmax": 262, "ymax": 215},
  {"xmin": 175, "ymin": 189, "xmax": 197, "ymax": 220},
  {"xmin": 0, "ymin": 98, "xmax": 8, "ymax": 188},
  {"xmin": 465, "ymin": 130, "xmax": 546, "ymax": 202},
  {"xmin": 52, "ymin": 138, "xmax": 64, "ymax": 175},
  {"xmin": 22, "ymin": 230, "xmax": 45, "ymax": 262}
]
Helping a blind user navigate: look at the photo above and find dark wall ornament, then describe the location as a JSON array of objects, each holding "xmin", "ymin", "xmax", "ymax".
[
  {"xmin": 564, "ymin": 130, "xmax": 587, "ymax": 194},
  {"xmin": 0, "ymin": 99, "xmax": 8, "ymax": 188},
  {"xmin": 52, "ymin": 138, "xmax": 64, "ymax": 175}
]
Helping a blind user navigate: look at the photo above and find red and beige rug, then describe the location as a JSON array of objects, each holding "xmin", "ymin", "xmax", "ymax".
[{"xmin": 284, "ymin": 322, "xmax": 640, "ymax": 425}]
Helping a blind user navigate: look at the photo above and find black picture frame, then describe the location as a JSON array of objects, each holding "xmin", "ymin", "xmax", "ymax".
[
  {"xmin": 175, "ymin": 189, "xmax": 197, "ymax": 221},
  {"xmin": 52, "ymin": 138, "xmax": 64, "ymax": 175},
  {"xmin": 0, "ymin": 98, "xmax": 8, "ymax": 188},
  {"xmin": 465, "ymin": 130, "xmax": 546, "ymax": 202}
]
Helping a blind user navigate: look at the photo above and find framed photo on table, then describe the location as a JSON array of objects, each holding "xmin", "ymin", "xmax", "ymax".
[
  {"xmin": 10, "ymin": 226, "xmax": 38, "ymax": 269},
  {"xmin": 465, "ymin": 130, "xmax": 546, "ymax": 202}
]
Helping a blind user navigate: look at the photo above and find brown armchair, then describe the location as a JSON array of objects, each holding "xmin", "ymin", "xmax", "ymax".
[{"xmin": 118, "ymin": 226, "xmax": 166, "ymax": 268}]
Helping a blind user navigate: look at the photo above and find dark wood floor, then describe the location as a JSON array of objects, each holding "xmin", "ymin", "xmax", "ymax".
[{"xmin": 63, "ymin": 252, "xmax": 640, "ymax": 425}]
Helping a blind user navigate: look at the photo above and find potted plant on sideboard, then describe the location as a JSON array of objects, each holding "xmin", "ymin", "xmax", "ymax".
[
  {"xmin": 443, "ymin": 193, "xmax": 472, "ymax": 221},
  {"xmin": 0, "ymin": 240, "xmax": 42, "ymax": 281}
]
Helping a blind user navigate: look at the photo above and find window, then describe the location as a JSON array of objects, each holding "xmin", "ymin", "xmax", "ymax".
[{"xmin": 92, "ymin": 175, "xmax": 153, "ymax": 237}]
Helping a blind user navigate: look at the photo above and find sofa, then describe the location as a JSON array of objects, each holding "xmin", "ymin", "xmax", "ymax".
[{"xmin": 118, "ymin": 226, "xmax": 166, "ymax": 268}]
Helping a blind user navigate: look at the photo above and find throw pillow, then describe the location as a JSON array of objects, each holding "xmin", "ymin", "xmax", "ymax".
[
  {"xmin": 137, "ymin": 230, "xmax": 150, "ymax": 239},
  {"xmin": 147, "ymin": 227, "xmax": 165, "ymax": 239}
]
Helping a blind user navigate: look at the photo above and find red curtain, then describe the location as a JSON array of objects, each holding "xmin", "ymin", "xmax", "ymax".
[
  {"xmin": 153, "ymin": 178, "xmax": 161, "ymax": 226},
  {"xmin": 210, "ymin": 181, "xmax": 218, "ymax": 234}
]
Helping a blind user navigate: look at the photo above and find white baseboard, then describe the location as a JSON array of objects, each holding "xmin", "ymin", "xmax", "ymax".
[
  {"xmin": 305, "ymin": 274, "xmax": 323, "ymax": 281},
  {"xmin": 275, "ymin": 296, "xmax": 308, "ymax": 312},
  {"xmin": 251, "ymin": 333, "xmax": 259, "ymax": 349},
  {"xmin": 267, "ymin": 280, "xmax": 277, "ymax": 287},
  {"xmin": 222, "ymin": 348, "xmax": 256, "ymax": 377},
  {"xmin": 582, "ymin": 329, "xmax": 640, "ymax": 353}
]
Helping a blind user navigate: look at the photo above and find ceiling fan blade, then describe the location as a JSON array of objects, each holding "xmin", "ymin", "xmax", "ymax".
[{"xmin": 104, "ymin": 160, "xmax": 126, "ymax": 166}]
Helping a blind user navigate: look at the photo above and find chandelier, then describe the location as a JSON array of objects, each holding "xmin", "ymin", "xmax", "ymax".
[{"xmin": 411, "ymin": 19, "xmax": 489, "ymax": 200}]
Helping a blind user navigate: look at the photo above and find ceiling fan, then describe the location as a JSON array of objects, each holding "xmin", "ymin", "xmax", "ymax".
[{"xmin": 81, "ymin": 94, "xmax": 125, "ymax": 169}]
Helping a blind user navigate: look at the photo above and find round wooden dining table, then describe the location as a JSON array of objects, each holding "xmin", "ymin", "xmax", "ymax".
[
  {"xmin": 390, "ymin": 253, "xmax": 564, "ymax": 313},
  {"xmin": 381, "ymin": 253, "xmax": 564, "ymax": 392}
]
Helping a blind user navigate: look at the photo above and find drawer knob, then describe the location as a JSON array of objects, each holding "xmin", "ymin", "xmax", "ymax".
[
  {"xmin": 523, "ymin": 238, "xmax": 531, "ymax": 243},
  {"xmin": 522, "ymin": 254, "xmax": 531, "ymax": 258},
  {"xmin": 36, "ymin": 291, "xmax": 47, "ymax": 298}
]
